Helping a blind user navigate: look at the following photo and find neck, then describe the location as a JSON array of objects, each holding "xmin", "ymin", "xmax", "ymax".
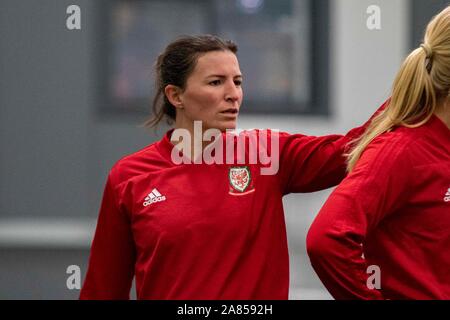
[
  {"xmin": 434, "ymin": 98, "xmax": 450, "ymax": 129},
  {"xmin": 172, "ymin": 120, "xmax": 221, "ymax": 161}
]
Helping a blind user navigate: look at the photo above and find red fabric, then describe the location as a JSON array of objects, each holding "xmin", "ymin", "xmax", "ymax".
[
  {"xmin": 307, "ymin": 115, "xmax": 450, "ymax": 300},
  {"xmin": 79, "ymin": 103, "xmax": 385, "ymax": 300}
]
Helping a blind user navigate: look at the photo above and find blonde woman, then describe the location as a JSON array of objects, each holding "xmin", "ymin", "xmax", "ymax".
[{"xmin": 306, "ymin": 6, "xmax": 450, "ymax": 300}]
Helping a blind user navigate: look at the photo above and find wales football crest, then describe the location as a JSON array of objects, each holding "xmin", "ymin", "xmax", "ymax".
[{"xmin": 229, "ymin": 166, "xmax": 252, "ymax": 193}]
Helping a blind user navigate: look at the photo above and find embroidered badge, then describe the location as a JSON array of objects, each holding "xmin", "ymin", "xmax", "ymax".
[{"xmin": 229, "ymin": 166, "xmax": 255, "ymax": 195}]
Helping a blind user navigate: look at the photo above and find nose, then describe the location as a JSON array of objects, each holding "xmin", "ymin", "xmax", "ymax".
[{"xmin": 225, "ymin": 80, "xmax": 241, "ymax": 104}]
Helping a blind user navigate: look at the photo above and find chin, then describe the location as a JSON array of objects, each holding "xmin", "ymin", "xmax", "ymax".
[
  {"xmin": 207, "ymin": 121, "xmax": 237, "ymax": 132},
  {"xmin": 221, "ymin": 123, "xmax": 237, "ymax": 132}
]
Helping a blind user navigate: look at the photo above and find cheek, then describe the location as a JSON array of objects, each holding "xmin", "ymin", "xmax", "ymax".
[{"xmin": 191, "ymin": 92, "xmax": 223, "ymax": 112}]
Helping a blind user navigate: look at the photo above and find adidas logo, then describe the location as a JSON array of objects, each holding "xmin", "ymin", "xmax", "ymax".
[
  {"xmin": 143, "ymin": 188, "xmax": 166, "ymax": 206},
  {"xmin": 445, "ymin": 188, "xmax": 450, "ymax": 203}
]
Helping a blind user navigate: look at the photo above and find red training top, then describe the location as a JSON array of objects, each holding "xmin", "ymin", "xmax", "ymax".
[
  {"xmin": 80, "ymin": 101, "xmax": 384, "ymax": 299},
  {"xmin": 307, "ymin": 115, "xmax": 450, "ymax": 299}
]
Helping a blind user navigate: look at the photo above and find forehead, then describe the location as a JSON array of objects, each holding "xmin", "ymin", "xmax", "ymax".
[{"xmin": 191, "ymin": 51, "xmax": 241, "ymax": 77}]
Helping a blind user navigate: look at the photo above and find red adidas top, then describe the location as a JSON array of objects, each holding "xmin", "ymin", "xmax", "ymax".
[
  {"xmin": 79, "ymin": 110, "xmax": 381, "ymax": 299},
  {"xmin": 307, "ymin": 115, "xmax": 450, "ymax": 299}
]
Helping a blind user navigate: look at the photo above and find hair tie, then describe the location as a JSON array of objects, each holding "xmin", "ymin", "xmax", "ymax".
[{"xmin": 420, "ymin": 43, "xmax": 433, "ymax": 59}]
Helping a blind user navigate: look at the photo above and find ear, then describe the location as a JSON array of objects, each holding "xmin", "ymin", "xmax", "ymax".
[{"xmin": 164, "ymin": 85, "xmax": 184, "ymax": 110}]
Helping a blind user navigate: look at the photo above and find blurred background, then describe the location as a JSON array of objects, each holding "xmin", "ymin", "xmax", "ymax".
[{"xmin": 0, "ymin": 0, "xmax": 448, "ymax": 299}]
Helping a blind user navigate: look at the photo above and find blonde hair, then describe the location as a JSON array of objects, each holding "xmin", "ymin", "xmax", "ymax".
[{"xmin": 347, "ymin": 6, "xmax": 450, "ymax": 172}]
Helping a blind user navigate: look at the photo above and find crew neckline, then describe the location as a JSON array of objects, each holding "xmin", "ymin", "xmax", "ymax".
[
  {"xmin": 155, "ymin": 129, "xmax": 176, "ymax": 164},
  {"xmin": 155, "ymin": 129, "xmax": 206, "ymax": 165}
]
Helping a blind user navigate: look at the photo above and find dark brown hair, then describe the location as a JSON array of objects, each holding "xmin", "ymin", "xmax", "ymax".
[{"xmin": 144, "ymin": 34, "xmax": 238, "ymax": 128}]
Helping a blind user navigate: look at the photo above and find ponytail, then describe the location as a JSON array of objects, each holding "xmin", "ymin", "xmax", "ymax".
[{"xmin": 347, "ymin": 6, "xmax": 450, "ymax": 172}]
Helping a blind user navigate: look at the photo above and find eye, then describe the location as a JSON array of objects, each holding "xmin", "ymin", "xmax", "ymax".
[
  {"xmin": 234, "ymin": 79, "xmax": 242, "ymax": 86},
  {"xmin": 209, "ymin": 80, "xmax": 221, "ymax": 86}
]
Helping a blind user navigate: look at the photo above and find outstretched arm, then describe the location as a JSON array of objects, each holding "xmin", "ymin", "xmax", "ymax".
[{"xmin": 278, "ymin": 99, "xmax": 388, "ymax": 194}]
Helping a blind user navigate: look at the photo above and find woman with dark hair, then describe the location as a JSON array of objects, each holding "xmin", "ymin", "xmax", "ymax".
[
  {"xmin": 80, "ymin": 34, "xmax": 380, "ymax": 299},
  {"xmin": 306, "ymin": 6, "xmax": 450, "ymax": 300}
]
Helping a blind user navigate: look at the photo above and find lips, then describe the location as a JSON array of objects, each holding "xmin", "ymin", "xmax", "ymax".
[{"xmin": 220, "ymin": 108, "xmax": 239, "ymax": 114}]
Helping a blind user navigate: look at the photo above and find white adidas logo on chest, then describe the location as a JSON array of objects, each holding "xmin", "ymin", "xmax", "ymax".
[
  {"xmin": 143, "ymin": 188, "xmax": 166, "ymax": 206},
  {"xmin": 445, "ymin": 187, "xmax": 450, "ymax": 203}
]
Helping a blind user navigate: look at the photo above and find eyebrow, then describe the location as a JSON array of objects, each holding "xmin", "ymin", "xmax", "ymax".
[{"xmin": 206, "ymin": 74, "xmax": 243, "ymax": 79}]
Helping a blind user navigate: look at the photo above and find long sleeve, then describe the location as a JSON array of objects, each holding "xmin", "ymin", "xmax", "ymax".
[
  {"xmin": 278, "ymin": 131, "xmax": 357, "ymax": 194},
  {"xmin": 306, "ymin": 133, "xmax": 412, "ymax": 299},
  {"xmin": 278, "ymin": 100, "xmax": 388, "ymax": 194},
  {"xmin": 80, "ymin": 170, "xmax": 136, "ymax": 300}
]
